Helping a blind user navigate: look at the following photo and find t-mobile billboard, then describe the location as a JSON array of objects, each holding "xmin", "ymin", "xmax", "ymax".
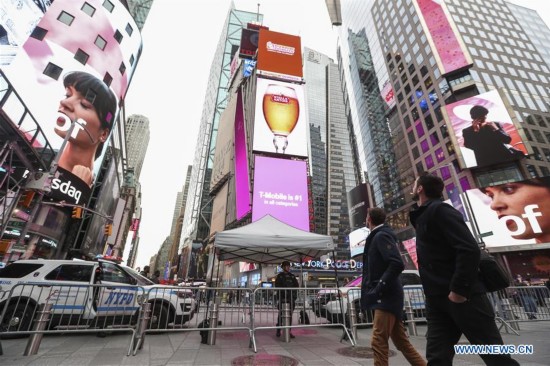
[
  {"xmin": 253, "ymin": 78, "xmax": 308, "ymax": 157},
  {"xmin": 252, "ymin": 156, "xmax": 309, "ymax": 231},
  {"xmin": 465, "ymin": 176, "xmax": 550, "ymax": 247},
  {"xmin": 444, "ymin": 90, "xmax": 527, "ymax": 169},
  {"xmin": 2, "ymin": 0, "xmax": 142, "ymax": 204},
  {"xmin": 414, "ymin": 0, "xmax": 472, "ymax": 75}
]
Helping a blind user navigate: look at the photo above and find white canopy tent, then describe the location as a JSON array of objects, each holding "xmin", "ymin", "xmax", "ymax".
[{"xmin": 213, "ymin": 215, "xmax": 335, "ymax": 264}]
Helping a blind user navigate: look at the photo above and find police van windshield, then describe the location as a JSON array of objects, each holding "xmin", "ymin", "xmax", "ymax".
[{"xmin": 123, "ymin": 266, "xmax": 155, "ymax": 286}]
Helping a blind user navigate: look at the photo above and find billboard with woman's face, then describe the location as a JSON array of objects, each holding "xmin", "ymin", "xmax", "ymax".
[
  {"xmin": 465, "ymin": 176, "xmax": 550, "ymax": 247},
  {"xmin": 2, "ymin": 0, "xmax": 142, "ymax": 203},
  {"xmin": 444, "ymin": 90, "xmax": 527, "ymax": 169}
]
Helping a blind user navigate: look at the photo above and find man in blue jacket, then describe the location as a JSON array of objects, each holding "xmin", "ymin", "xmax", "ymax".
[
  {"xmin": 409, "ymin": 173, "xmax": 518, "ymax": 365},
  {"xmin": 361, "ymin": 207, "xmax": 426, "ymax": 366}
]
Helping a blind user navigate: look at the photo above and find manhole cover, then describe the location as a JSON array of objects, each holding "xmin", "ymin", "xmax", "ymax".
[
  {"xmin": 232, "ymin": 354, "xmax": 299, "ymax": 366},
  {"xmin": 337, "ymin": 346, "xmax": 396, "ymax": 359},
  {"xmin": 219, "ymin": 331, "xmax": 250, "ymax": 339}
]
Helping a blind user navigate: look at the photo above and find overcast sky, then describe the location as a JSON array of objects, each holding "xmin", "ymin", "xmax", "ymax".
[{"xmin": 124, "ymin": 0, "xmax": 550, "ymax": 270}]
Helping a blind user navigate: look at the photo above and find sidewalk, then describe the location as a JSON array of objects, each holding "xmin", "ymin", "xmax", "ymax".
[{"xmin": 1, "ymin": 321, "xmax": 549, "ymax": 365}]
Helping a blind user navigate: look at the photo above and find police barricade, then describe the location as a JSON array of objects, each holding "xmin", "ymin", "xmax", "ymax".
[
  {"xmin": 491, "ymin": 286, "xmax": 550, "ymax": 328},
  {"xmin": 250, "ymin": 287, "xmax": 354, "ymax": 349},
  {"xmin": 132, "ymin": 286, "xmax": 251, "ymax": 355},
  {"xmin": 0, "ymin": 283, "xmax": 145, "ymax": 356}
]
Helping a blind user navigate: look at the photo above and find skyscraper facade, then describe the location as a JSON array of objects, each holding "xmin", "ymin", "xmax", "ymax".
[
  {"xmin": 336, "ymin": 0, "xmax": 550, "ymax": 249},
  {"xmin": 125, "ymin": 114, "xmax": 150, "ymax": 180},
  {"xmin": 303, "ymin": 47, "xmax": 359, "ymax": 253},
  {"xmin": 179, "ymin": 5, "xmax": 263, "ymax": 261},
  {"xmin": 127, "ymin": 0, "xmax": 154, "ymax": 30}
]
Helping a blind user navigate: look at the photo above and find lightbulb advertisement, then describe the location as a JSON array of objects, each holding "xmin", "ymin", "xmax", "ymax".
[
  {"xmin": 252, "ymin": 156, "xmax": 309, "ymax": 231},
  {"xmin": 465, "ymin": 176, "xmax": 550, "ymax": 247},
  {"xmin": 253, "ymin": 78, "xmax": 308, "ymax": 158},
  {"xmin": 1, "ymin": 0, "xmax": 142, "ymax": 204}
]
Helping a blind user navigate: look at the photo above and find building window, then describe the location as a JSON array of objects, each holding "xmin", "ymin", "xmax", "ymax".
[
  {"xmin": 420, "ymin": 139, "xmax": 429, "ymax": 153},
  {"xmin": 435, "ymin": 147, "xmax": 445, "ymax": 162},
  {"xmin": 125, "ymin": 23, "xmax": 133, "ymax": 36},
  {"xmin": 81, "ymin": 2, "xmax": 96, "ymax": 17},
  {"xmin": 30, "ymin": 26, "xmax": 47, "ymax": 40},
  {"xmin": 74, "ymin": 49, "xmax": 89, "ymax": 65},
  {"xmin": 103, "ymin": 0, "xmax": 114, "ymax": 12},
  {"xmin": 103, "ymin": 73, "xmax": 113, "ymax": 87},
  {"xmin": 425, "ymin": 154, "xmax": 434, "ymax": 170},
  {"xmin": 114, "ymin": 30, "xmax": 123, "ymax": 44},
  {"xmin": 129, "ymin": 54, "xmax": 135, "ymax": 66},
  {"xmin": 57, "ymin": 11, "xmax": 75, "ymax": 26},
  {"xmin": 43, "ymin": 62, "xmax": 63, "ymax": 80},
  {"xmin": 95, "ymin": 35, "xmax": 107, "ymax": 50},
  {"xmin": 119, "ymin": 62, "xmax": 126, "ymax": 75}
]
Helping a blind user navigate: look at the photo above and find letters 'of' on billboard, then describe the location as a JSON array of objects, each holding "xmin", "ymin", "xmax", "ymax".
[
  {"xmin": 414, "ymin": 0, "xmax": 472, "ymax": 75},
  {"xmin": 256, "ymin": 28, "xmax": 303, "ymax": 81},
  {"xmin": 444, "ymin": 90, "xmax": 527, "ymax": 169},
  {"xmin": 253, "ymin": 78, "xmax": 308, "ymax": 157},
  {"xmin": 252, "ymin": 156, "xmax": 309, "ymax": 232},
  {"xmin": 2, "ymin": 0, "xmax": 142, "ymax": 204},
  {"xmin": 465, "ymin": 176, "xmax": 550, "ymax": 247}
]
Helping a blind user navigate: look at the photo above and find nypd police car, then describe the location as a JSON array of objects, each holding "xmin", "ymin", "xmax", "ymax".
[{"xmin": 0, "ymin": 259, "xmax": 197, "ymax": 335}]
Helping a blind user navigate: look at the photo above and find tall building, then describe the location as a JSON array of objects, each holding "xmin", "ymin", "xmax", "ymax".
[
  {"xmin": 179, "ymin": 5, "xmax": 263, "ymax": 254},
  {"xmin": 303, "ymin": 47, "xmax": 359, "ymax": 253},
  {"xmin": 125, "ymin": 114, "xmax": 150, "ymax": 180},
  {"xmin": 335, "ymin": 0, "xmax": 550, "ymax": 275},
  {"xmin": 127, "ymin": 0, "xmax": 154, "ymax": 30}
]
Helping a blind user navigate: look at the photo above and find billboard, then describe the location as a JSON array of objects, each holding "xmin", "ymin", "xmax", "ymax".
[
  {"xmin": 347, "ymin": 183, "xmax": 370, "ymax": 229},
  {"xmin": 210, "ymin": 91, "xmax": 237, "ymax": 190},
  {"xmin": 253, "ymin": 78, "xmax": 308, "ymax": 157},
  {"xmin": 256, "ymin": 28, "xmax": 302, "ymax": 81},
  {"xmin": 239, "ymin": 28, "xmax": 259, "ymax": 59},
  {"xmin": 414, "ymin": 0, "xmax": 472, "ymax": 75},
  {"xmin": 210, "ymin": 182, "xmax": 228, "ymax": 235},
  {"xmin": 445, "ymin": 90, "xmax": 527, "ymax": 169},
  {"xmin": 465, "ymin": 176, "xmax": 550, "ymax": 247},
  {"xmin": 348, "ymin": 227, "xmax": 370, "ymax": 258},
  {"xmin": 234, "ymin": 89, "xmax": 251, "ymax": 219},
  {"xmin": 2, "ymin": 0, "xmax": 142, "ymax": 203},
  {"xmin": 252, "ymin": 156, "xmax": 309, "ymax": 231}
]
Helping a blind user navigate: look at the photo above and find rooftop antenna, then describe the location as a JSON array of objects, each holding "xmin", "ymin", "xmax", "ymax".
[{"xmin": 257, "ymin": 3, "xmax": 260, "ymax": 22}]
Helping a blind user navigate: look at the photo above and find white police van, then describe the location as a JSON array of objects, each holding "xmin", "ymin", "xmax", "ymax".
[{"xmin": 0, "ymin": 259, "xmax": 196, "ymax": 334}]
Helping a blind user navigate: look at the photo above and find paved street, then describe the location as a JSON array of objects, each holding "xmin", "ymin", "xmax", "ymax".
[{"xmin": 1, "ymin": 321, "xmax": 549, "ymax": 365}]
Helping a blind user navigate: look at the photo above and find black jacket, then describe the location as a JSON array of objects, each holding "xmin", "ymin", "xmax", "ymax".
[
  {"xmin": 275, "ymin": 270, "xmax": 299, "ymax": 303},
  {"xmin": 409, "ymin": 199, "xmax": 484, "ymax": 298},
  {"xmin": 360, "ymin": 225, "xmax": 405, "ymax": 318}
]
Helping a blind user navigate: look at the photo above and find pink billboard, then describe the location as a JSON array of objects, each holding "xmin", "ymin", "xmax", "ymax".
[
  {"xmin": 234, "ymin": 89, "xmax": 251, "ymax": 219},
  {"xmin": 445, "ymin": 90, "xmax": 527, "ymax": 169},
  {"xmin": 465, "ymin": 176, "xmax": 550, "ymax": 247},
  {"xmin": 252, "ymin": 156, "xmax": 309, "ymax": 231},
  {"xmin": 415, "ymin": 0, "xmax": 472, "ymax": 75}
]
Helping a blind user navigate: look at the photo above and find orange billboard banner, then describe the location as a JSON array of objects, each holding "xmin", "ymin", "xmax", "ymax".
[{"xmin": 257, "ymin": 29, "xmax": 302, "ymax": 81}]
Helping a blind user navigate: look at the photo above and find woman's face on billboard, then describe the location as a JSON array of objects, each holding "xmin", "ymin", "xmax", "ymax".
[
  {"xmin": 484, "ymin": 182, "xmax": 550, "ymax": 243},
  {"xmin": 56, "ymin": 85, "xmax": 107, "ymax": 146}
]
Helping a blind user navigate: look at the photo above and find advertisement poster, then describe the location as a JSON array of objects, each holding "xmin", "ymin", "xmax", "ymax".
[
  {"xmin": 445, "ymin": 90, "xmax": 527, "ymax": 169},
  {"xmin": 252, "ymin": 156, "xmax": 309, "ymax": 231},
  {"xmin": 465, "ymin": 176, "xmax": 550, "ymax": 247},
  {"xmin": 234, "ymin": 89, "xmax": 251, "ymax": 219},
  {"xmin": 253, "ymin": 78, "xmax": 308, "ymax": 157},
  {"xmin": 347, "ymin": 183, "xmax": 370, "ymax": 229},
  {"xmin": 348, "ymin": 227, "xmax": 370, "ymax": 258},
  {"xmin": 256, "ymin": 28, "xmax": 302, "ymax": 81}
]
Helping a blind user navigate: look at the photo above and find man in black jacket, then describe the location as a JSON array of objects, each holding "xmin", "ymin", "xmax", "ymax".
[
  {"xmin": 361, "ymin": 207, "xmax": 426, "ymax": 366},
  {"xmin": 409, "ymin": 173, "xmax": 518, "ymax": 365},
  {"xmin": 275, "ymin": 260, "xmax": 299, "ymax": 338}
]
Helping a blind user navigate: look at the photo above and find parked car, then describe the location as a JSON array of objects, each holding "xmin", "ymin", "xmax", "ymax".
[
  {"xmin": 311, "ymin": 277, "xmax": 362, "ymax": 318},
  {"xmin": 0, "ymin": 259, "xmax": 197, "ymax": 336},
  {"xmin": 322, "ymin": 270, "xmax": 424, "ymax": 325}
]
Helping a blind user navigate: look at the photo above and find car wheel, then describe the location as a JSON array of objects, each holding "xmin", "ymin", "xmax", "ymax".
[
  {"xmin": 149, "ymin": 303, "xmax": 170, "ymax": 330},
  {"xmin": 0, "ymin": 302, "xmax": 36, "ymax": 339}
]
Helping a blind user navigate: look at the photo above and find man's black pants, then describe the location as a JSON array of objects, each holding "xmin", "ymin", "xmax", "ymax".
[{"xmin": 425, "ymin": 293, "xmax": 519, "ymax": 366}]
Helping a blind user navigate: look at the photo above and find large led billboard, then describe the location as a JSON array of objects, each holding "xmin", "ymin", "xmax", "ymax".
[
  {"xmin": 256, "ymin": 29, "xmax": 302, "ymax": 81},
  {"xmin": 253, "ymin": 78, "xmax": 308, "ymax": 157},
  {"xmin": 347, "ymin": 183, "xmax": 370, "ymax": 229},
  {"xmin": 234, "ymin": 89, "xmax": 251, "ymax": 219},
  {"xmin": 414, "ymin": 0, "xmax": 472, "ymax": 75},
  {"xmin": 252, "ymin": 156, "xmax": 309, "ymax": 231},
  {"xmin": 2, "ymin": 0, "xmax": 142, "ymax": 204},
  {"xmin": 348, "ymin": 227, "xmax": 370, "ymax": 258},
  {"xmin": 465, "ymin": 176, "xmax": 550, "ymax": 247},
  {"xmin": 445, "ymin": 90, "xmax": 527, "ymax": 169}
]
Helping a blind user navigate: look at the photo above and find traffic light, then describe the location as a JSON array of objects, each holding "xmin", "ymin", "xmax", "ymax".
[
  {"xmin": 105, "ymin": 224, "xmax": 113, "ymax": 236},
  {"xmin": 71, "ymin": 207, "xmax": 82, "ymax": 219}
]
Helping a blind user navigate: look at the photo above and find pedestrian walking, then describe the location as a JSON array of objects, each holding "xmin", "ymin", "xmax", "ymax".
[
  {"xmin": 361, "ymin": 207, "xmax": 426, "ymax": 366},
  {"xmin": 409, "ymin": 173, "xmax": 519, "ymax": 365},
  {"xmin": 275, "ymin": 260, "xmax": 299, "ymax": 338}
]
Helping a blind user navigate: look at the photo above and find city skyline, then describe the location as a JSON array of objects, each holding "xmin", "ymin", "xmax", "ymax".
[{"xmin": 125, "ymin": 0, "xmax": 550, "ymax": 269}]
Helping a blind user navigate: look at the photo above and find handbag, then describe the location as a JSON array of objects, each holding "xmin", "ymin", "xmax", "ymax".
[{"xmin": 479, "ymin": 250, "xmax": 510, "ymax": 292}]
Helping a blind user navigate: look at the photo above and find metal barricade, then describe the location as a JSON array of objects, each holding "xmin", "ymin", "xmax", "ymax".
[
  {"xmin": 0, "ymin": 283, "xmax": 144, "ymax": 356},
  {"xmin": 497, "ymin": 286, "xmax": 550, "ymax": 323}
]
